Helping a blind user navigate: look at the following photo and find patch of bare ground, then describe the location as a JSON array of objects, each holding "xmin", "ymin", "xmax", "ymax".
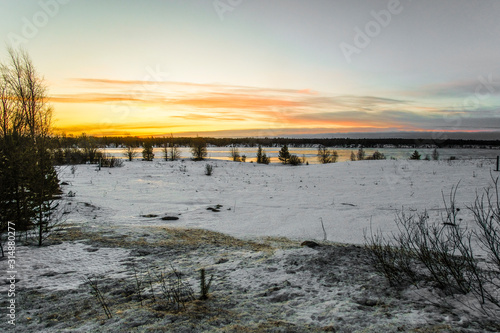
[{"xmin": 4, "ymin": 225, "xmax": 500, "ymax": 332}]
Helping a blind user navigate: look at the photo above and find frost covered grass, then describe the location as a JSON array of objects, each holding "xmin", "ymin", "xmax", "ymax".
[{"xmin": 1, "ymin": 158, "xmax": 500, "ymax": 332}]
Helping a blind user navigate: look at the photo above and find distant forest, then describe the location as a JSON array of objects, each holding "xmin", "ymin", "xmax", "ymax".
[{"xmin": 52, "ymin": 135, "xmax": 500, "ymax": 149}]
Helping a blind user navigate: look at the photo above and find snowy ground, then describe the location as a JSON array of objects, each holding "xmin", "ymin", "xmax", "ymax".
[{"xmin": 1, "ymin": 158, "xmax": 500, "ymax": 332}]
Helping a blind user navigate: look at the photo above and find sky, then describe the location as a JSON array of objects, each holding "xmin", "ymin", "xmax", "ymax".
[{"xmin": 1, "ymin": 0, "xmax": 500, "ymax": 138}]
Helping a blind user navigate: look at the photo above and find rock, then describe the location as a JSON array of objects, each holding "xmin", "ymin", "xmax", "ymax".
[
  {"xmin": 161, "ymin": 216, "xmax": 179, "ymax": 221},
  {"xmin": 301, "ymin": 240, "xmax": 321, "ymax": 248},
  {"xmin": 354, "ymin": 297, "xmax": 378, "ymax": 307}
]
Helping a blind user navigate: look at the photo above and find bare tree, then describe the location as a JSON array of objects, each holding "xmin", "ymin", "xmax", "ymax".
[
  {"xmin": 123, "ymin": 145, "xmax": 138, "ymax": 161},
  {"xmin": 229, "ymin": 145, "xmax": 241, "ymax": 162},
  {"xmin": 0, "ymin": 47, "xmax": 60, "ymax": 247}
]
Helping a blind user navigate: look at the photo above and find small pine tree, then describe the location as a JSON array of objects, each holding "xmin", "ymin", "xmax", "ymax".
[
  {"xmin": 350, "ymin": 151, "xmax": 356, "ymax": 161},
  {"xmin": 262, "ymin": 152, "xmax": 270, "ymax": 164},
  {"xmin": 432, "ymin": 148, "xmax": 439, "ymax": 161},
  {"xmin": 256, "ymin": 145, "xmax": 271, "ymax": 164},
  {"xmin": 256, "ymin": 145, "xmax": 264, "ymax": 163},
  {"xmin": 278, "ymin": 145, "xmax": 291, "ymax": 164},
  {"xmin": 410, "ymin": 150, "xmax": 421, "ymax": 160},
  {"xmin": 331, "ymin": 150, "xmax": 339, "ymax": 163},
  {"xmin": 142, "ymin": 142, "xmax": 154, "ymax": 161},
  {"xmin": 357, "ymin": 147, "xmax": 365, "ymax": 161}
]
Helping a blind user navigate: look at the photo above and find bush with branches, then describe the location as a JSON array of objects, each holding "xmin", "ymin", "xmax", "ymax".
[
  {"xmin": 123, "ymin": 146, "xmax": 138, "ymax": 161},
  {"xmin": 289, "ymin": 154, "xmax": 302, "ymax": 166},
  {"xmin": 317, "ymin": 145, "xmax": 338, "ymax": 164},
  {"xmin": 366, "ymin": 178, "xmax": 500, "ymax": 319},
  {"xmin": 229, "ymin": 145, "xmax": 241, "ymax": 162},
  {"xmin": 256, "ymin": 145, "xmax": 270, "ymax": 164},
  {"xmin": 191, "ymin": 137, "xmax": 207, "ymax": 161},
  {"xmin": 366, "ymin": 151, "xmax": 386, "ymax": 160}
]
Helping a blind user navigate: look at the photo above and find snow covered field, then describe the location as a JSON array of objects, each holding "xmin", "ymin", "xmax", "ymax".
[
  {"xmin": 2, "ymin": 157, "xmax": 500, "ymax": 332},
  {"xmin": 60, "ymin": 157, "xmax": 498, "ymax": 244}
]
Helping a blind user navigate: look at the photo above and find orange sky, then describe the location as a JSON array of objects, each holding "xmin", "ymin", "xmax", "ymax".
[{"xmin": 4, "ymin": 1, "xmax": 499, "ymax": 137}]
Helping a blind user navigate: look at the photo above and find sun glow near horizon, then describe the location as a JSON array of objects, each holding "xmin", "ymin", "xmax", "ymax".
[
  {"xmin": 48, "ymin": 77, "xmax": 485, "ymax": 138},
  {"xmin": 4, "ymin": 1, "xmax": 500, "ymax": 138}
]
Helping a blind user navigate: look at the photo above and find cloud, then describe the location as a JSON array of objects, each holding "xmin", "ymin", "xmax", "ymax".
[{"xmin": 52, "ymin": 77, "xmax": 500, "ymax": 136}]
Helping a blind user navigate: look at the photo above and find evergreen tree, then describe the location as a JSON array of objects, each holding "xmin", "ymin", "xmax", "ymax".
[
  {"xmin": 256, "ymin": 145, "xmax": 270, "ymax": 164},
  {"xmin": 142, "ymin": 142, "xmax": 154, "ymax": 161},
  {"xmin": 350, "ymin": 151, "xmax": 356, "ymax": 161},
  {"xmin": 432, "ymin": 148, "xmax": 439, "ymax": 161},
  {"xmin": 357, "ymin": 147, "xmax": 365, "ymax": 160},
  {"xmin": 256, "ymin": 145, "xmax": 264, "ymax": 163},
  {"xmin": 410, "ymin": 150, "xmax": 421, "ymax": 160},
  {"xmin": 278, "ymin": 145, "xmax": 291, "ymax": 164}
]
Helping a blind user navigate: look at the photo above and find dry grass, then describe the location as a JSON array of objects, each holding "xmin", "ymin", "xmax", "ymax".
[{"xmin": 54, "ymin": 224, "xmax": 275, "ymax": 253}]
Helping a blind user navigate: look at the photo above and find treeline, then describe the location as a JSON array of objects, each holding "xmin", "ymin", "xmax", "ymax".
[{"xmin": 52, "ymin": 135, "xmax": 500, "ymax": 149}]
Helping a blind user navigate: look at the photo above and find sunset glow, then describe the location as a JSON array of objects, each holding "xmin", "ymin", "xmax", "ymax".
[{"xmin": 2, "ymin": 1, "xmax": 500, "ymax": 137}]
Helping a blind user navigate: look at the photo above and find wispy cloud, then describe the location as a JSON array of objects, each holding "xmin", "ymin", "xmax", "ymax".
[{"xmin": 52, "ymin": 77, "xmax": 500, "ymax": 136}]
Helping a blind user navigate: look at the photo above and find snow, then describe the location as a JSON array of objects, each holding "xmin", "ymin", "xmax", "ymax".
[
  {"xmin": 1, "ymin": 157, "xmax": 499, "ymax": 332},
  {"xmin": 60, "ymin": 158, "xmax": 496, "ymax": 244},
  {"xmin": 12, "ymin": 242, "xmax": 130, "ymax": 291}
]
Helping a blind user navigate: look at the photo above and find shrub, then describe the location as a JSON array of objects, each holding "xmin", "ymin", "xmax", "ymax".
[
  {"xmin": 191, "ymin": 137, "xmax": 207, "ymax": 161},
  {"xmin": 370, "ymin": 151, "xmax": 386, "ymax": 160},
  {"xmin": 256, "ymin": 145, "xmax": 270, "ymax": 164},
  {"xmin": 289, "ymin": 154, "xmax": 302, "ymax": 166},
  {"xmin": 205, "ymin": 164, "xmax": 213, "ymax": 176},
  {"xmin": 100, "ymin": 155, "xmax": 124, "ymax": 168},
  {"xmin": 317, "ymin": 145, "xmax": 338, "ymax": 164},
  {"xmin": 366, "ymin": 179, "xmax": 500, "ymax": 318},
  {"xmin": 123, "ymin": 146, "xmax": 138, "ymax": 161},
  {"xmin": 229, "ymin": 145, "xmax": 241, "ymax": 162}
]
